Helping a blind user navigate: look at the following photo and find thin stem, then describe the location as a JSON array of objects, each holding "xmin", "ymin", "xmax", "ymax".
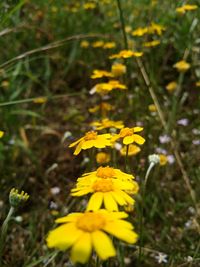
[
  {"xmin": 138, "ymin": 162, "xmax": 156, "ymax": 265},
  {"xmin": 0, "ymin": 206, "xmax": 15, "ymax": 265},
  {"xmin": 116, "ymin": 0, "xmax": 128, "ymax": 50},
  {"xmin": 125, "ymin": 145, "xmax": 129, "ymax": 172}
]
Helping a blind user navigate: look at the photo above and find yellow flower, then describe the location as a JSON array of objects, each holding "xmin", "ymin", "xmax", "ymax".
[
  {"xmin": 1, "ymin": 80, "xmax": 9, "ymax": 89},
  {"xmin": 90, "ymin": 118, "xmax": 124, "ymax": 130},
  {"xmin": 109, "ymin": 50, "xmax": 143, "ymax": 59},
  {"xmin": 91, "ymin": 70, "xmax": 113, "ymax": 79},
  {"xmin": 92, "ymin": 41, "xmax": 105, "ymax": 48},
  {"xmin": 111, "ymin": 63, "xmax": 126, "ymax": 77},
  {"xmin": 71, "ymin": 166, "xmax": 138, "ymax": 211},
  {"xmin": 92, "ymin": 80, "xmax": 127, "ymax": 94},
  {"xmin": 176, "ymin": 5, "xmax": 198, "ymax": 14},
  {"xmin": 89, "ymin": 102, "xmax": 114, "ymax": 116},
  {"xmin": 120, "ymin": 144, "xmax": 141, "ymax": 156},
  {"xmin": 143, "ymin": 40, "xmax": 160, "ymax": 47},
  {"xmin": 196, "ymin": 81, "xmax": 200, "ymax": 87},
  {"xmin": 148, "ymin": 104, "xmax": 157, "ymax": 112},
  {"xmin": 96, "ymin": 152, "xmax": 111, "ymax": 164},
  {"xmin": 0, "ymin": 131, "xmax": 4, "ymax": 138},
  {"xmin": 33, "ymin": 97, "xmax": 47, "ymax": 104},
  {"xmin": 125, "ymin": 26, "xmax": 132, "ymax": 33},
  {"xmin": 159, "ymin": 154, "xmax": 168, "ymax": 166},
  {"xmin": 83, "ymin": 3, "xmax": 96, "ymax": 10},
  {"xmin": 166, "ymin": 81, "xmax": 178, "ymax": 92},
  {"xmin": 80, "ymin": 40, "xmax": 90, "ymax": 48},
  {"xmin": 132, "ymin": 27, "xmax": 148, "ymax": 37},
  {"xmin": 47, "ymin": 210, "xmax": 138, "ymax": 263},
  {"xmin": 69, "ymin": 131, "xmax": 112, "ymax": 155},
  {"xmin": 103, "ymin": 42, "xmax": 116, "ymax": 49},
  {"xmin": 113, "ymin": 127, "xmax": 145, "ymax": 145},
  {"xmin": 147, "ymin": 22, "xmax": 166, "ymax": 35},
  {"xmin": 173, "ymin": 60, "xmax": 190, "ymax": 72}
]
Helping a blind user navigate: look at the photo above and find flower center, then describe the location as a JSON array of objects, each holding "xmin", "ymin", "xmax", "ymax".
[
  {"xmin": 96, "ymin": 166, "xmax": 115, "ymax": 178},
  {"xmin": 76, "ymin": 212, "xmax": 106, "ymax": 232},
  {"xmin": 119, "ymin": 127, "xmax": 133, "ymax": 137},
  {"xmin": 84, "ymin": 131, "xmax": 98, "ymax": 141},
  {"xmin": 92, "ymin": 179, "xmax": 114, "ymax": 192}
]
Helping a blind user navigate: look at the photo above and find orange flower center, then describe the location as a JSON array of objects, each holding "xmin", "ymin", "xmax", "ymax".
[
  {"xmin": 119, "ymin": 127, "xmax": 133, "ymax": 137},
  {"xmin": 93, "ymin": 179, "xmax": 114, "ymax": 192},
  {"xmin": 76, "ymin": 212, "xmax": 106, "ymax": 232},
  {"xmin": 84, "ymin": 131, "xmax": 98, "ymax": 141},
  {"xmin": 96, "ymin": 166, "xmax": 115, "ymax": 178}
]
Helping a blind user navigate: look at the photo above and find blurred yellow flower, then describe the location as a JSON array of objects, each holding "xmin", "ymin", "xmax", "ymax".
[
  {"xmin": 148, "ymin": 104, "xmax": 157, "ymax": 112},
  {"xmin": 173, "ymin": 60, "xmax": 190, "ymax": 72},
  {"xmin": 166, "ymin": 81, "xmax": 178, "ymax": 92},
  {"xmin": 89, "ymin": 102, "xmax": 113, "ymax": 116},
  {"xmin": 69, "ymin": 131, "xmax": 112, "ymax": 155},
  {"xmin": 33, "ymin": 97, "xmax": 47, "ymax": 104},
  {"xmin": 143, "ymin": 40, "xmax": 160, "ymax": 47},
  {"xmin": 47, "ymin": 210, "xmax": 138, "ymax": 263},
  {"xmin": 96, "ymin": 152, "xmax": 111, "ymax": 164},
  {"xmin": 109, "ymin": 50, "xmax": 143, "ymax": 59},
  {"xmin": 196, "ymin": 81, "xmax": 200, "ymax": 87},
  {"xmin": 132, "ymin": 27, "xmax": 148, "ymax": 37},
  {"xmin": 92, "ymin": 41, "xmax": 105, "ymax": 48},
  {"xmin": 80, "ymin": 40, "xmax": 90, "ymax": 48},
  {"xmin": 113, "ymin": 127, "xmax": 145, "ymax": 145},
  {"xmin": 0, "ymin": 131, "xmax": 4, "ymax": 138},
  {"xmin": 1, "ymin": 80, "xmax": 9, "ymax": 89},
  {"xmin": 91, "ymin": 70, "xmax": 113, "ymax": 79},
  {"xmin": 103, "ymin": 42, "xmax": 116, "ymax": 49},
  {"xmin": 125, "ymin": 26, "xmax": 132, "ymax": 33},
  {"xmin": 176, "ymin": 4, "xmax": 198, "ymax": 14},
  {"xmin": 159, "ymin": 154, "xmax": 168, "ymax": 166},
  {"xmin": 148, "ymin": 22, "xmax": 166, "ymax": 35},
  {"xmin": 111, "ymin": 63, "xmax": 126, "ymax": 77},
  {"xmin": 120, "ymin": 144, "xmax": 141, "ymax": 156},
  {"xmin": 71, "ymin": 167, "xmax": 138, "ymax": 211},
  {"xmin": 83, "ymin": 3, "xmax": 96, "ymax": 9},
  {"xmin": 92, "ymin": 80, "xmax": 127, "ymax": 94},
  {"xmin": 90, "ymin": 118, "xmax": 124, "ymax": 130}
]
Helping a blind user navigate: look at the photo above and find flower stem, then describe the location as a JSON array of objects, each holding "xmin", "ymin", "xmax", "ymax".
[
  {"xmin": 116, "ymin": 0, "xmax": 128, "ymax": 50},
  {"xmin": 138, "ymin": 162, "xmax": 156, "ymax": 264},
  {"xmin": 125, "ymin": 145, "xmax": 129, "ymax": 172},
  {"xmin": 0, "ymin": 206, "xmax": 15, "ymax": 265}
]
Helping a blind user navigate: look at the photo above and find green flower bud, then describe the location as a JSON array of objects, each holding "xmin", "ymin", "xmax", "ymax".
[{"xmin": 9, "ymin": 188, "xmax": 29, "ymax": 208}]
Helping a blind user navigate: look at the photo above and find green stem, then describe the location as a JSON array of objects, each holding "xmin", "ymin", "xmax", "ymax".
[
  {"xmin": 138, "ymin": 162, "xmax": 155, "ymax": 265},
  {"xmin": 0, "ymin": 206, "xmax": 15, "ymax": 265},
  {"xmin": 116, "ymin": 0, "xmax": 128, "ymax": 50}
]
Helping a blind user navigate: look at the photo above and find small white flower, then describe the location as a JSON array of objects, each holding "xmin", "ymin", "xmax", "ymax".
[
  {"xmin": 186, "ymin": 256, "xmax": 193, "ymax": 262},
  {"xmin": 155, "ymin": 253, "xmax": 168, "ymax": 264},
  {"xmin": 177, "ymin": 118, "xmax": 189, "ymax": 126},
  {"xmin": 114, "ymin": 142, "xmax": 122, "ymax": 151},
  {"xmin": 167, "ymin": 155, "xmax": 175, "ymax": 164},
  {"xmin": 50, "ymin": 187, "xmax": 60, "ymax": 195},
  {"xmin": 159, "ymin": 134, "xmax": 171, "ymax": 144},
  {"xmin": 148, "ymin": 154, "xmax": 160, "ymax": 165}
]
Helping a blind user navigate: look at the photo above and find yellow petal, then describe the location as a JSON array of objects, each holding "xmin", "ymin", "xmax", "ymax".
[
  {"xmin": 133, "ymin": 127, "xmax": 143, "ymax": 133},
  {"xmin": 110, "ymin": 191, "xmax": 126, "ymax": 206},
  {"xmin": 71, "ymin": 233, "xmax": 92, "ymax": 264},
  {"xmin": 133, "ymin": 134, "xmax": 145, "ymax": 145},
  {"xmin": 104, "ymin": 222, "xmax": 138, "ymax": 244},
  {"xmin": 91, "ymin": 230, "xmax": 116, "ymax": 260},
  {"xmin": 87, "ymin": 192, "xmax": 104, "ymax": 211},
  {"xmin": 0, "ymin": 131, "xmax": 4, "ymax": 138},
  {"xmin": 123, "ymin": 136, "xmax": 134, "ymax": 145},
  {"xmin": 104, "ymin": 192, "xmax": 118, "ymax": 211},
  {"xmin": 56, "ymin": 213, "xmax": 81, "ymax": 223},
  {"xmin": 116, "ymin": 190, "xmax": 134, "ymax": 205},
  {"xmin": 82, "ymin": 140, "xmax": 95, "ymax": 149},
  {"xmin": 74, "ymin": 141, "xmax": 83, "ymax": 155},
  {"xmin": 46, "ymin": 223, "xmax": 82, "ymax": 250},
  {"xmin": 69, "ymin": 137, "xmax": 83, "ymax": 147}
]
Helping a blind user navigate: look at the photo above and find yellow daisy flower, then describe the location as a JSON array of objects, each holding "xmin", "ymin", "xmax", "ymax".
[
  {"xmin": 96, "ymin": 152, "xmax": 111, "ymax": 164},
  {"xmin": 166, "ymin": 81, "xmax": 178, "ymax": 92},
  {"xmin": 80, "ymin": 40, "xmax": 90, "ymax": 48},
  {"xmin": 148, "ymin": 104, "xmax": 157, "ymax": 112},
  {"xmin": 143, "ymin": 40, "xmax": 160, "ymax": 47},
  {"xmin": 120, "ymin": 144, "xmax": 141, "ymax": 156},
  {"xmin": 0, "ymin": 131, "xmax": 4, "ymax": 138},
  {"xmin": 132, "ymin": 27, "xmax": 148, "ymax": 37},
  {"xmin": 83, "ymin": 3, "xmax": 96, "ymax": 10},
  {"xmin": 90, "ymin": 118, "xmax": 124, "ymax": 130},
  {"xmin": 111, "ymin": 63, "xmax": 126, "ymax": 77},
  {"xmin": 173, "ymin": 60, "xmax": 190, "ymax": 72},
  {"xmin": 69, "ymin": 131, "xmax": 112, "ymax": 155},
  {"xmin": 103, "ymin": 42, "xmax": 116, "ymax": 49},
  {"xmin": 159, "ymin": 154, "xmax": 168, "ymax": 166},
  {"xmin": 91, "ymin": 80, "xmax": 127, "ymax": 94},
  {"xmin": 109, "ymin": 50, "xmax": 143, "ymax": 59},
  {"xmin": 47, "ymin": 210, "xmax": 138, "ymax": 263},
  {"xmin": 71, "ymin": 166, "xmax": 138, "ymax": 211},
  {"xmin": 176, "ymin": 4, "xmax": 198, "ymax": 14},
  {"xmin": 196, "ymin": 81, "xmax": 200, "ymax": 87},
  {"xmin": 92, "ymin": 41, "xmax": 105, "ymax": 48},
  {"xmin": 147, "ymin": 22, "xmax": 166, "ymax": 35},
  {"xmin": 91, "ymin": 70, "xmax": 113, "ymax": 79},
  {"xmin": 89, "ymin": 102, "xmax": 114, "ymax": 116},
  {"xmin": 113, "ymin": 127, "xmax": 145, "ymax": 145}
]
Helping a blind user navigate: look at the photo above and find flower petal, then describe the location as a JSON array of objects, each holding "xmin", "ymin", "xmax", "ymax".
[
  {"xmin": 133, "ymin": 134, "xmax": 145, "ymax": 145},
  {"xmin": 87, "ymin": 192, "xmax": 104, "ymax": 211},
  {"xmin": 71, "ymin": 233, "xmax": 92, "ymax": 264},
  {"xmin": 46, "ymin": 223, "xmax": 82, "ymax": 250},
  {"xmin": 123, "ymin": 136, "xmax": 134, "ymax": 145},
  {"xmin": 133, "ymin": 127, "xmax": 143, "ymax": 133},
  {"xmin": 91, "ymin": 230, "xmax": 116, "ymax": 260},
  {"xmin": 104, "ymin": 192, "xmax": 118, "ymax": 211}
]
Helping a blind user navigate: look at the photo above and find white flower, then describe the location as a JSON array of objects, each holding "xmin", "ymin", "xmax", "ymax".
[
  {"xmin": 155, "ymin": 253, "xmax": 168, "ymax": 264},
  {"xmin": 148, "ymin": 154, "xmax": 160, "ymax": 165}
]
